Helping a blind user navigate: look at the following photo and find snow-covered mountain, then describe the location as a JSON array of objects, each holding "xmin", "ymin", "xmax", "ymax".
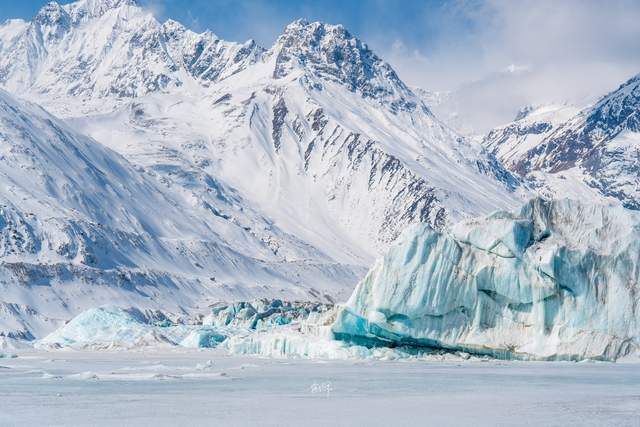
[
  {"xmin": 0, "ymin": 88, "xmax": 364, "ymax": 341},
  {"xmin": 484, "ymin": 74, "xmax": 640, "ymax": 209},
  {"xmin": 483, "ymin": 104, "xmax": 579, "ymax": 170},
  {"xmin": 1, "ymin": 0, "xmax": 527, "ymax": 251},
  {"xmin": 0, "ymin": 0, "xmax": 263, "ymax": 108},
  {"xmin": 0, "ymin": 0, "xmax": 528, "ymax": 339}
]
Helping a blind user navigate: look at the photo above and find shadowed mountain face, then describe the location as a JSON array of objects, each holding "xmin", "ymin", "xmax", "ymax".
[{"xmin": 484, "ymin": 74, "xmax": 640, "ymax": 210}]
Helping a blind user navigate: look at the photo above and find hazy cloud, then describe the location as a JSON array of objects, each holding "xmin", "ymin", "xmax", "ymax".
[{"xmin": 379, "ymin": 0, "xmax": 640, "ymax": 132}]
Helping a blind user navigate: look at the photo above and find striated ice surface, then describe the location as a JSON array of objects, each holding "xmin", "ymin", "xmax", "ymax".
[
  {"xmin": 206, "ymin": 299, "xmax": 442, "ymax": 360},
  {"xmin": 219, "ymin": 303, "xmax": 441, "ymax": 360},
  {"xmin": 333, "ymin": 198, "xmax": 640, "ymax": 361},
  {"xmin": 222, "ymin": 328, "xmax": 434, "ymax": 360}
]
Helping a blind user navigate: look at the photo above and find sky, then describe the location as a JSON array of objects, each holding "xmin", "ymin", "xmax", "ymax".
[{"xmin": 3, "ymin": 0, "xmax": 640, "ymax": 132}]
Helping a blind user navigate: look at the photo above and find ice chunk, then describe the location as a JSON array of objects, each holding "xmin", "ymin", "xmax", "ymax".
[
  {"xmin": 37, "ymin": 306, "xmax": 227, "ymax": 350},
  {"xmin": 37, "ymin": 307, "xmax": 170, "ymax": 350},
  {"xmin": 333, "ymin": 198, "xmax": 640, "ymax": 361},
  {"xmin": 203, "ymin": 300, "xmax": 333, "ymax": 330},
  {"xmin": 179, "ymin": 328, "xmax": 226, "ymax": 348}
]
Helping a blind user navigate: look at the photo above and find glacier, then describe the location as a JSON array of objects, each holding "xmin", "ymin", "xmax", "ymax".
[
  {"xmin": 332, "ymin": 198, "xmax": 640, "ymax": 361},
  {"xmin": 36, "ymin": 300, "xmax": 336, "ymax": 352},
  {"xmin": 34, "ymin": 300, "xmax": 440, "ymax": 360},
  {"xmin": 36, "ymin": 306, "xmax": 223, "ymax": 350}
]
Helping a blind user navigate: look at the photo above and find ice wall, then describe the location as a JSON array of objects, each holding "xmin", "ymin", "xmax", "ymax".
[{"xmin": 332, "ymin": 198, "xmax": 640, "ymax": 360}]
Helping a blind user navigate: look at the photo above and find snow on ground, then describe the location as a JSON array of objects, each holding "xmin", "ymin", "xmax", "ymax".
[
  {"xmin": 0, "ymin": 350, "xmax": 638, "ymax": 427},
  {"xmin": 3, "ymin": 299, "xmax": 640, "ymax": 426}
]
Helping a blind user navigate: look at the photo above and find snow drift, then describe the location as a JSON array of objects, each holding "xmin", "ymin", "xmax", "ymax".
[{"xmin": 333, "ymin": 198, "xmax": 640, "ymax": 361}]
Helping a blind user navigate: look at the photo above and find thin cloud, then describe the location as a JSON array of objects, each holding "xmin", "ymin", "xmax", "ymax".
[{"xmin": 380, "ymin": 0, "xmax": 640, "ymax": 132}]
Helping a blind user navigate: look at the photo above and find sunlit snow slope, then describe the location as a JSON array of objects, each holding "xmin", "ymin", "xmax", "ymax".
[{"xmin": 0, "ymin": 89, "xmax": 362, "ymax": 340}]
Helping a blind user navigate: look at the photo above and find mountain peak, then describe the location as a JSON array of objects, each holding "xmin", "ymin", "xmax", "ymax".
[
  {"xmin": 277, "ymin": 19, "xmax": 359, "ymax": 53},
  {"xmin": 272, "ymin": 19, "xmax": 415, "ymax": 112},
  {"xmin": 81, "ymin": 0, "xmax": 139, "ymax": 8},
  {"xmin": 33, "ymin": 0, "xmax": 141, "ymax": 31},
  {"xmin": 34, "ymin": 2, "xmax": 71, "ymax": 41},
  {"xmin": 514, "ymin": 105, "xmax": 535, "ymax": 121},
  {"xmin": 64, "ymin": 0, "xmax": 140, "ymax": 21},
  {"xmin": 161, "ymin": 18, "xmax": 188, "ymax": 37},
  {"xmin": 281, "ymin": 19, "xmax": 348, "ymax": 36},
  {"xmin": 36, "ymin": 1, "xmax": 65, "ymax": 15}
]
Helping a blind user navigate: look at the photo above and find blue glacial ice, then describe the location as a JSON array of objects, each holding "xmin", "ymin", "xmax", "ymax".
[
  {"xmin": 36, "ymin": 301, "xmax": 340, "ymax": 354},
  {"xmin": 218, "ymin": 302, "xmax": 436, "ymax": 360},
  {"xmin": 203, "ymin": 300, "xmax": 332, "ymax": 330},
  {"xmin": 36, "ymin": 301, "xmax": 435, "ymax": 360},
  {"xmin": 179, "ymin": 328, "xmax": 227, "ymax": 348},
  {"xmin": 332, "ymin": 198, "xmax": 640, "ymax": 361},
  {"xmin": 36, "ymin": 306, "xmax": 228, "ymax": 350}
]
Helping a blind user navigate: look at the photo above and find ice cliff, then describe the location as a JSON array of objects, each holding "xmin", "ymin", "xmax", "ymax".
[{"xmin": 332, "ymin": 198, "xmax": 640, "ymax": 361}]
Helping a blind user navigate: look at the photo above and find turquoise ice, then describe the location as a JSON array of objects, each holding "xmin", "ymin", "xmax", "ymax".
[
  {"xmin": 333, "ymin": 198, "xmax": 640, "ymax": 360},
  {"xmin": 37, "ymin": 306, "xmax": 228, "ymax": 349}
]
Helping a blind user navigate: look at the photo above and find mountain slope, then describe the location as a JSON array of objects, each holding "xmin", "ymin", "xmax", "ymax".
[
  {"xmin": 518, "ymin": 74, "xmax": 640, "ymax": 174},
  {"xmin": 0, "ymin": 88, "xmax": 362, "ymax": 340},
  {"xmin": 483, "ymin": 104, "xmax": 578, "ymax": 170},
  {"xmin": 484, "ymin": 74, "xmax": 640, "ymax": 209},
  {"xmin": 68, "ymin": 16, "xmax": 527, "ymax": 258}
]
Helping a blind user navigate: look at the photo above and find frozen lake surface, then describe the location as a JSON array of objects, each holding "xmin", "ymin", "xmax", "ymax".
[{"xmin": 1, "ymin": 350, "xmax": 639, "ymax": 426}]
